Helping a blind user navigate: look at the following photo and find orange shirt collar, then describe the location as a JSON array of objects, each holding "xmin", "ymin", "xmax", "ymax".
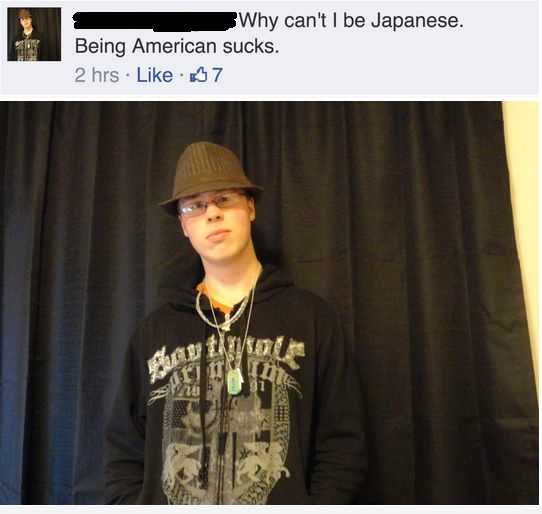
[{"xmin": 195, "ymin": 282, "xmax": 233, "ymax": 315}]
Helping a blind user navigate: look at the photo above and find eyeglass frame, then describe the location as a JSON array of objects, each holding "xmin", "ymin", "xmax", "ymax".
[{"xmin": 177, "ymin": 189, "xmax": 249, "ymax": 218}]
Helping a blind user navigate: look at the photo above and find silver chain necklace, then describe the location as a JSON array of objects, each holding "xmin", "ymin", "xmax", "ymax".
[
  {"xmin": 201, "ymin": 266, "xmax": 262, "ymax": 395},
  {"xmin": 195, "ymin": 289, "xmax": 249, "ymax": 332}
]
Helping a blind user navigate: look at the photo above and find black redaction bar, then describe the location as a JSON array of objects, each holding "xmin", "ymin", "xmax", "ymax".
[{"xmin": 73, "ymin": 12, "xmax": 237, "ymax": 32}]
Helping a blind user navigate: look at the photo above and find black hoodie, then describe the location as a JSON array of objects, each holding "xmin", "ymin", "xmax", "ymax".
[
  {"xmin": 105, "ymin": 256, "xmax": 367, "ymax": 504},
  {"xmin": 9, "ymin": 29, "xmax": 43, "ymax": 61}
]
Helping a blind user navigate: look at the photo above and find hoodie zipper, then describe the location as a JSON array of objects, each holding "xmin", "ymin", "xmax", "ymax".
[
  {"xmin": 206, "ymin": 302, "xmax": 247, "ymax": 503},
  {"xmin": 216, "ymin": 372, "xmax": 230, "ymax": 504}
]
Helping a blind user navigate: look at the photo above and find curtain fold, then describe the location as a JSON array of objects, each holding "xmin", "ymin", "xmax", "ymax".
[
  {"xmin": 0, "ymin": 101, "xmax": 537, "ymax": 504},
  {"xmin": 1, "ymin": 102, "xmax": 55, "ymax": 503}
]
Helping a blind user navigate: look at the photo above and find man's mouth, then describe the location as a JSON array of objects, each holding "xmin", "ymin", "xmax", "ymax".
[{"xmin": 207, "ymin": 230, "xmax": 230, "ymax": 242}]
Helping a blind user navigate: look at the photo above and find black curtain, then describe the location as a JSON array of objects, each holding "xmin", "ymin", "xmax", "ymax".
[
  {"xmin": 0, "ymin": 102, "xmax": 538, "ymax": 504},
  {"xmin": 6, "ymin": 8, "xmax": 61, "ymax": 61}
]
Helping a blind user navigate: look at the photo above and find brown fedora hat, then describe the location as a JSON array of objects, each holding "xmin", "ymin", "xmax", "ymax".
[
  {"xmin": 18, "ymin": 8, "xmax": 32, "ymax": 19},
  {"xmin": 158, "ymin": 141, "xmax": 264, "ymax": 217}
]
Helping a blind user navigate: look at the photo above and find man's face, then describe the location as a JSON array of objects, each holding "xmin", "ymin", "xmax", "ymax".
[
  {"xmin": 178, "ymin": 189, "xmax": 256, "ymax": 266},
  {"xmin": 19, "ymin": 16, "xmax": 32, "ymax": 30}
]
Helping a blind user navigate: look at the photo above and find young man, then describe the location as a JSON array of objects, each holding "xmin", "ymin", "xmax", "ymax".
[
  {"xmin": 9, "ymin": 9, "xmax": 42, "ymax": 61},
  {"xmin": 105, "ymin": 141, "xmax": 367, "ymax": 504}
]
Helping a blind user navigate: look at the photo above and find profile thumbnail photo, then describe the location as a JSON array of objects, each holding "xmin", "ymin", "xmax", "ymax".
[{"xmin": 7, "ymin": 7, "xmax": 61, "ymax": 61}]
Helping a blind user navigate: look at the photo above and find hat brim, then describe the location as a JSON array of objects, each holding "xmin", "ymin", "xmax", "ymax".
[{"xmin": 158, "ymin": 181, "xmax": 264, "ymax": 217}]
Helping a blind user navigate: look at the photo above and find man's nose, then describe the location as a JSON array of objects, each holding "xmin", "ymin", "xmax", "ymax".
[{"xmin": 206, "ymin": 202, "xmax": 223, "ymax": 221}]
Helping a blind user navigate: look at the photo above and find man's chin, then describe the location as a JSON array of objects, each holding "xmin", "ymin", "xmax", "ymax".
[
  {"xmin": 197, "ymin": 238, "xmax": 251, "ymax": 266},
  {"xmin": 200, "ymin": 248, "xmax": 238, "ymax": 266}
]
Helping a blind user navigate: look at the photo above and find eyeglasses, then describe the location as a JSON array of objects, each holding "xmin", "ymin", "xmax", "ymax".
[{"xmin": 178, "ymin": 191, "xmax": 247, "ymax": 218}]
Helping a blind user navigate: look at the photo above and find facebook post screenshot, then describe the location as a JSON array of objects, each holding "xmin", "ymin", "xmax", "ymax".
[{"xmin": 0, "ymin": 0, "xmax": 539, "ymax": 509}]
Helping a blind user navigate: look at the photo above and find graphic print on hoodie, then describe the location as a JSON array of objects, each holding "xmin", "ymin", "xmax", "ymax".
[
  {"xmin": 147, "ymin": 330, "xmax": 306, "ymax": 504},
  {"xmin": 105, "ymin": 255, "xmax": 366, "ymax": 505}
]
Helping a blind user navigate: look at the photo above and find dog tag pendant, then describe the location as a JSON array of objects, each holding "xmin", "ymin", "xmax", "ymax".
[
  {"xmin": 223, "ymin": 313, "xmax": 231, "ymax": 332},
  {"xmin": 227, "ymin": 368, "xmax": 243, "ymax": 395}
]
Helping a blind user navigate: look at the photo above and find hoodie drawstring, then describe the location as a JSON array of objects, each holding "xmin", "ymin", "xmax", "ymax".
[{"xmin": 198, "ymin": 322, "xmax": 210, "ymax": 489}]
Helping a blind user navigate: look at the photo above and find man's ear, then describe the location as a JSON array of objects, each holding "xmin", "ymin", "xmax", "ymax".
[
  {"xmin": 178, "ymin": 215, "xmax": 189, "ymax": 237},
  {"xmin": 248, "ymin": 197, "xmax": 256, "ymax": 222}
]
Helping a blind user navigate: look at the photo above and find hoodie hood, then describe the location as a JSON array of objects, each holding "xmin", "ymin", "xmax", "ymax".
[{"xmin": 157, "ymin": 251, "xmax": 294, "ymax": 310}]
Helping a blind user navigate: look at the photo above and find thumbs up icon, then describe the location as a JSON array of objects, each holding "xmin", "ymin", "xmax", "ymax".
[{"xmin": 190, "ymin": 66, "xmax": 208, "ymax": 83}]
